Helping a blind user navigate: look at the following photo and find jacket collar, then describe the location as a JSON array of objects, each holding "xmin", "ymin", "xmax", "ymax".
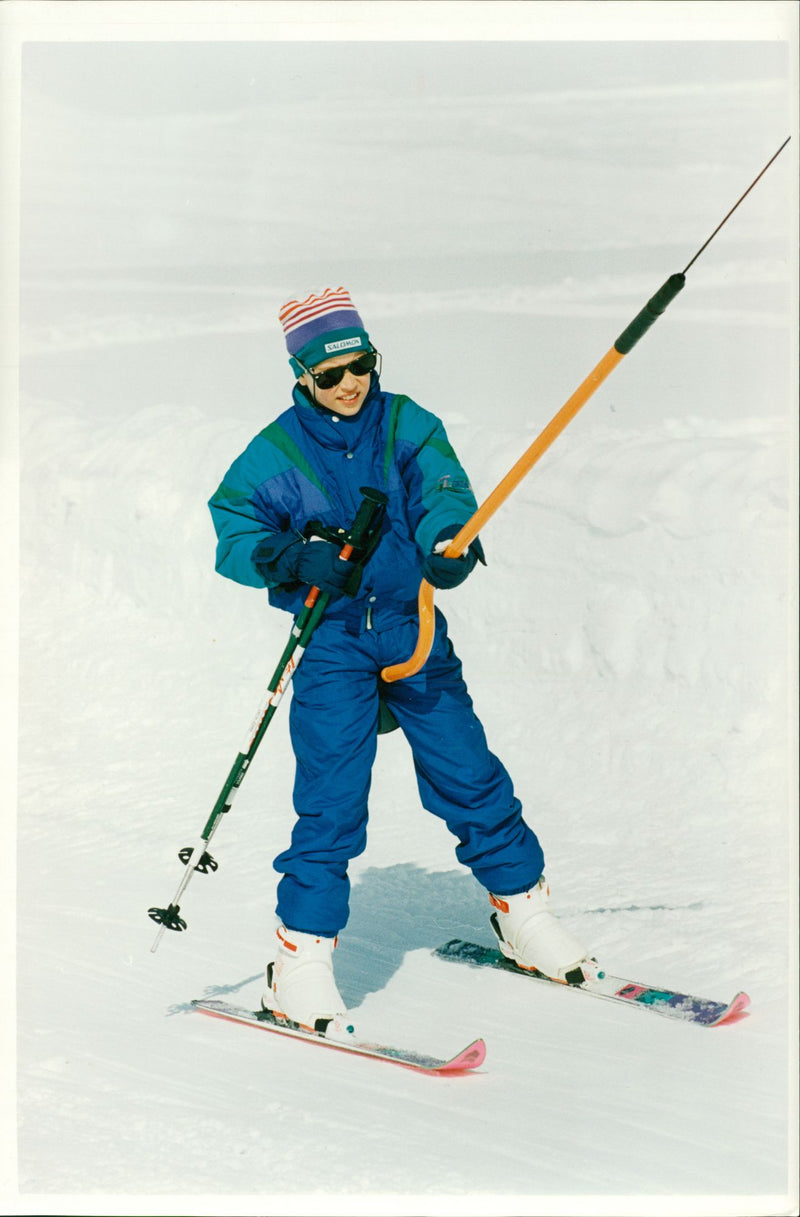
[{"xmin": 291, "ymin": 375, "xmax": 384, "ymax": 450}]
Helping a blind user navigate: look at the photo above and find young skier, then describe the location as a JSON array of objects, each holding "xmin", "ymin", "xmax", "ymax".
[{"xmin": 209, "ymin": 287, "xmax": 593, "ymax": 1031}]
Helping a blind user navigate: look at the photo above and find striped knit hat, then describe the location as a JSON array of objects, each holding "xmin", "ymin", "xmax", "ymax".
[{"xmin": 279, "ymin": 287, "xmax": 371, "ymax": 375}]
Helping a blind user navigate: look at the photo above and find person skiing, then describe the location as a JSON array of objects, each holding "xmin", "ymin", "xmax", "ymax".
[{"xmin": 208, "ymin": 286, "xmax": 593, "ymax": 1032}]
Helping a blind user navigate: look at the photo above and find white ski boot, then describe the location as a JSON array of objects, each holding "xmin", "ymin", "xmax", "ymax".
[
  {"xmin": 262, "ymin": 925, "xmax": 348, "ymax": 1032},
  {"xmin": 488, "ymin": 876, "xmax": 593, "ymax": 984}
]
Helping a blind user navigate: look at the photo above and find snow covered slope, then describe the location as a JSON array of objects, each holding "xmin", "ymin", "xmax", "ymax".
[{"xmin": 13, "ymin": 32, "xmax": 797, "ymax": 1217}]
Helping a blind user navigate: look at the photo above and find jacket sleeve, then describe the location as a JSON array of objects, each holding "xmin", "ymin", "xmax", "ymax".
[
  {"xmin": 208, "ymin": 432, "xmax": 291, "ymax": 589},
  {"xmin": 395, "ymin": 400, "xmax": 480, "ymax": 555}
]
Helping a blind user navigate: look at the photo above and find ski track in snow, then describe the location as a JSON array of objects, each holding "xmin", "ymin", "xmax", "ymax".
[{"xmin": 14, "ymin": 40, "xmax": 797, "ymax": 1214}]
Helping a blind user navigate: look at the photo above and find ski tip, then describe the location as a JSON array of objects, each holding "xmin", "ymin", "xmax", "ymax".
[
  {"xmin": 712, "ymin": 991, "xmax": 751, "ymax": 1027},
  {"xmin": 437, "ymin": 1037, "xmax": 487, "ymax": 1073}
]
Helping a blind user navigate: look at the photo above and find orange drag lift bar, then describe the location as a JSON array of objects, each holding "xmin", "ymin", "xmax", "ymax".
[
  {"xmin": 380, "ymin": 136, "xmax": 790, "ymax": 684},
  {"xmin": 379, "ymin": 274, "xmax": 685, "ymax": 684}
]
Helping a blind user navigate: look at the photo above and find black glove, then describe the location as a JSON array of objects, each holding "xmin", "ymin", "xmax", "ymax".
[
  {"xmin": 293, "ymin": 538, "xmax": 356, "ymax": 598},
  {"xmin": 422, "ymin": 526, "xmax": 486, "ymax": 590},
  {"xmin": 253, "ymin": 533, "xmax": 355, "ymax": 599}
]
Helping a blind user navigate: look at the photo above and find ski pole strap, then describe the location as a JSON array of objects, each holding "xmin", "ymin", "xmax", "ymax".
[{"xmin": 380, "ymin": 275, "xmax": 686, "ymax": 685}]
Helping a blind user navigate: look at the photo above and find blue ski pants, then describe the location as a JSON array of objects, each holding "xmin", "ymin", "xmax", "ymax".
[{"xmin": 274, "ymin": 609, "xmax": 545, "ymax": 936}]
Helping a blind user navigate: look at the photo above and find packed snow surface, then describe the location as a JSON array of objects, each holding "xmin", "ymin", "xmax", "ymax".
[{"xmin": 14, "ymin": 36, "xmax": 797, "ymax": 1217}]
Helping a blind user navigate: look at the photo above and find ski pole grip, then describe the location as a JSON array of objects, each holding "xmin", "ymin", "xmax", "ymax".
[
  {"xmin": 304, "ymin": 488, "xmax": 388, "ymax": 610},
  {"xmin": 347, "ymin": 486, "xmax": 389, "ymax": 550},
  {"xmin": 614, "ymin": 273, "xmax": 685, "ymax": 355}
]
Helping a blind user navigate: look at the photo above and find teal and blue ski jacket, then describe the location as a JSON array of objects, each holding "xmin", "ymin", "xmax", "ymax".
[{"xmin": 208, "ymin": 376, "xmax": 480, "ymax": 629}]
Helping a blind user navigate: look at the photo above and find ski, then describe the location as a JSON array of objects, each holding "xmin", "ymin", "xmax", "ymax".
[
  {"xmin": 192, "ymin": 998, "xmax": 486, "ymax": 1073},
  {"xmin": 434, "ymin": 940, "xmax": 750, "ymax": 1028}
]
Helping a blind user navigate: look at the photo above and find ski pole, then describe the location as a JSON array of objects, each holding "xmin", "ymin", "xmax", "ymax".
[
  {"xmin": 380, "ymin": 137, "xmax": 790, "ymax": 685},
  {"xmin": 148, "ymin": 485, "xmax": 389, "ymax": 952}
]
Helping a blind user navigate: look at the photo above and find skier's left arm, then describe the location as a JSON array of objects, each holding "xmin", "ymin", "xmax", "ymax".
[{"xmin": 398, "ymin": 402, "xmax": 486, "ymax": 587}]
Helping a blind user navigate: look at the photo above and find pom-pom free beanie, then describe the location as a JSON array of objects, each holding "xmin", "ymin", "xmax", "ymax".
[{"xmin": 279, "ymin": 287, "xmax": 371, "ymax": 375}]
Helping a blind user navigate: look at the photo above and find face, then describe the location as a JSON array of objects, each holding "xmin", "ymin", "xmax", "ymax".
[{"xmin": 299, "ymin": 350, "xmax": 372, "ymax": 416}]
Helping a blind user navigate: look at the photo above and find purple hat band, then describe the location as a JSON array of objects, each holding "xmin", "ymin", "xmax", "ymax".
[
  {"xmin": 279, "ymin": 287, "xmax": 371, "ymax": 372},
  {"xmin": 286, "ymin": 307, "xmax": 365, "ymax": 356}
]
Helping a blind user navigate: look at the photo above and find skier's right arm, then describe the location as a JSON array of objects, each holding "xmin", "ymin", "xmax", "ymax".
[
  {"xmin": 209, "ymin": 431, "xmax": 350, "ymax": 596},
  {"xmin": 208, "ymin": 436, "xmax": 293, "ymax": 589}
]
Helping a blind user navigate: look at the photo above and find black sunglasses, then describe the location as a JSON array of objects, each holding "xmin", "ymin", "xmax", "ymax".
[{"xmin": 300, "ymin": 350, "xmax": 379, "ymax": 390}]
